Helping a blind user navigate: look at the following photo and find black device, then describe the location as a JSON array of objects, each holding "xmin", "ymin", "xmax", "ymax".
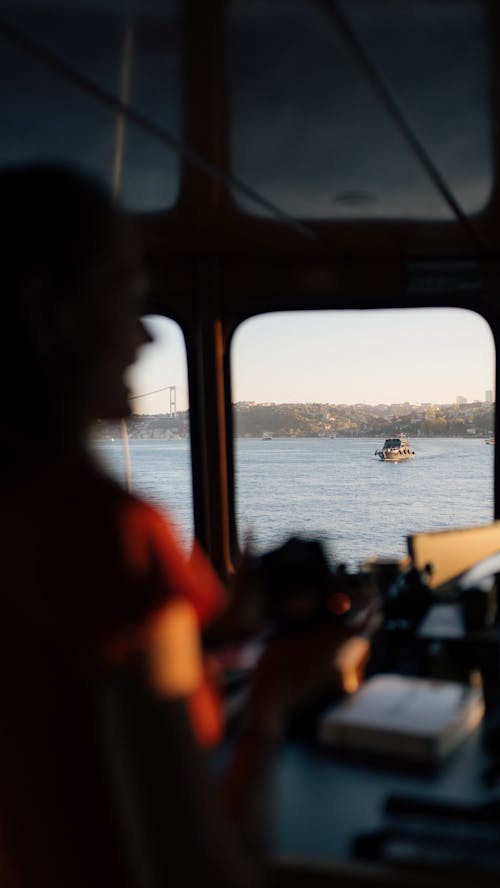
[{"xmin": 253, "ymin": 536, "xmax": 377, "ymax": 632}]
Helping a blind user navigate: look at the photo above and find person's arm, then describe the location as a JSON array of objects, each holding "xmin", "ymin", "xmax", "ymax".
[
  {"xmin": 102, "ymin": 506, "xmax": 378, "ymax": 884},
  {"xmin": 98, "ymin": 616, "xmax": 375, "ymax": 888},
  {"xmin": 98, "ymin": 655, "xmax": 263, "ymax": 888},
  {"xmin": 220, "ymin": 626, "xmax": 372, "ymax": 857}
]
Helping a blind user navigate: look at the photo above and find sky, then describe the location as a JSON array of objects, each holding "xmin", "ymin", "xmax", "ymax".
[{"xmin": 127, "ymin": 307, "xmax": 496, "ymax": 414}]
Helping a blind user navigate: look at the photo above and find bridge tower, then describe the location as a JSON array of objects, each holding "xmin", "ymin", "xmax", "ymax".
[{"xmin": 169, "ymin": 385, "xmax": 176, "ymax": 417}]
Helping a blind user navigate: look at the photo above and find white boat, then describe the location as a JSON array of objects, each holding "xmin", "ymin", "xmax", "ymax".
[
  {"xmin": 485, "ymin": 437, "xmax": 495, "ymax": 445},
  {"xmin": 375, "ymin": 435, "xmax": 415, "ymax": 461},
  {"xmin": 262, "ymin": 432, "xmax": 273, "ymax": 440}
]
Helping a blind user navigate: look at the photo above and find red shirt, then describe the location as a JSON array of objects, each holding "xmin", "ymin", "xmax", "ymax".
[{"xmin": 0, "ymin": 458, "xmax": 226, "ymax": 886}]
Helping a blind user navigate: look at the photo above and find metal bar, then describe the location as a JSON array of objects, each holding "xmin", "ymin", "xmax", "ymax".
[
  {"xmin": 113, "ymin": 21, "xmax": 135, "ymax": 493},
  {"xmin": 112, "ymin": 20, "xmax": 134, "ymax": 200}
]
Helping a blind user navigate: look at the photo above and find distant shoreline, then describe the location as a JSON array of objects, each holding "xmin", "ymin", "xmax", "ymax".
[
  {"xmin": 92, "ymin": 400, "xmax": 494, "ymax": 441},
  {"xmin": 93, "ymin": 433, "xmax": 494, "ymax": 442}
]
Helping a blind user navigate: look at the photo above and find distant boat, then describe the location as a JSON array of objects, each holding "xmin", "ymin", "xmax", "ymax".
[
  {"xmin": 375, "ymin": 435, "xmax": 415, "ymax": 461},
  {"xmin": 485, "ymin": 437, "xmax": 495, "ymax": 445},
  {"xmin": 262, "ymin": 432, "xmax": 273, "ymax": 440}
]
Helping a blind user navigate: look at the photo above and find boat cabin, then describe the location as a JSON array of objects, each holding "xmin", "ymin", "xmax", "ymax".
[
  {"xmin": 382, "ymin": 438, "xmax": 406, "ymax": 450},
  {"xmin": 1, "ymin": 0, "xmax": 500, "ymax": 885}
]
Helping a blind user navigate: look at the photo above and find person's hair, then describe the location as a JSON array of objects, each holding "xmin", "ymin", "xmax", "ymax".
[
  {"xmin": 0, "ymin": 163, "xmax": 117, "ymax": 308},
  {"xmin": 0, "ymin": 164, "xmax": 118, "ymax": 463}
]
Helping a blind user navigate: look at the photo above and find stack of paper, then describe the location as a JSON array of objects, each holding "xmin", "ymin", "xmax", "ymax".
[{"xmin": 318, "ymin": 674, "xmax": 484, "ymax": 763}]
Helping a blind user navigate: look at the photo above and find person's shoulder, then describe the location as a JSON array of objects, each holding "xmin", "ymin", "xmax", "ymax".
[
  {"xmin": 61, "ymin": 457, "xmax": 225, "ymax": 623},
  {"xmin": 87, "ymin": 460, "xmax": 167, "ymax": 514},
  {"xmin": 68, "ymin": 458, "xmax": 174, "ymax": 527}
]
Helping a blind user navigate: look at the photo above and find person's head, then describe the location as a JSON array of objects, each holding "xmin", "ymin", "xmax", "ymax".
[{"xmin": 0, "ymin": 164, "xmax": 151, "ymax": 443}]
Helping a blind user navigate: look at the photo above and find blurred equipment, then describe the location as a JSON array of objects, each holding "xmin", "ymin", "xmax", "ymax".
[
  {"xmin": 408, "ymin": 521, "xmax": 500, "ymax": 590},
  {"xmin": 354, "ymin": 793, "xmax": 500, "ymax": 877},
  {"xmin": 254, "ymin": 536, "xmax": 377, "ymax": 632}
]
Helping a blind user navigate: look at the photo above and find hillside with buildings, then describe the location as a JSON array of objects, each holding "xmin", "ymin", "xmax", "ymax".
[
  {"xmin": 234, "ymin": 400, "xmax": 494, "ymax": 438},
  {"xmin": 93, "ymin": 399, "xmax": 494, "ymax": 440}
]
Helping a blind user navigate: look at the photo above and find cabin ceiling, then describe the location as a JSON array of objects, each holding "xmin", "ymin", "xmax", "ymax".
[{"xmin": 1, "ymin": 0, "xmax": 500, "ymax": 264}]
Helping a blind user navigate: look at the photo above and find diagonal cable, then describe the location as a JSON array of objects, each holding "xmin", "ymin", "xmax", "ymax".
[
  {"xmin": 129, "ymin": 385, "xmax": 176, "ymax": 401},
  {"xmin": 316, "ymin": 0, "xmax": 488, "ymax": 251},
  {"xmin": 0, "ymin": 16, "xmax": 316, "ymax": 241}
]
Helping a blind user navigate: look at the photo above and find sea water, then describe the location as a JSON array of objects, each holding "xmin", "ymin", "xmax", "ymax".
[{"xmin": 92, "ymin": 437, "xmax": 494, "ymax": 569}]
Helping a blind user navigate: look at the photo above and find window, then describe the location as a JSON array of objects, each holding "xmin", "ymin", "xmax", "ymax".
[
  {"xmin": 0, "ymin": 1, "xmax": 182, "ymax": 210},
  {"xmin": 231, "ymin": 308, "xmax": 495, "ymax": 568},
  {"xmin": 227, "ymin": 0, "xmax": 491, "ymax": 219},
  {"xmin": 91, "ymin": 316, "xmax": 193, "ymax": 547}
]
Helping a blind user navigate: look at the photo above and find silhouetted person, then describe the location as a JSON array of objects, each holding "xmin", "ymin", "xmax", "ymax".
[{"xmin": 0, "ymin": 164, "xmax": 372, "ymax": 888}]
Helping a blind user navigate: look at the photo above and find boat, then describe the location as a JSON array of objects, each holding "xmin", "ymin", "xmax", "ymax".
[
  {"xmin": 262, "ymin": 432, "xmax": 273, "ymax": 440},
  {"xmin": 375, "ymin": 436, "xmax": 415, "ymax": 461},
  {"xmin": 485, "ymin": 437, "xmax": 495, "ymax": 445}
]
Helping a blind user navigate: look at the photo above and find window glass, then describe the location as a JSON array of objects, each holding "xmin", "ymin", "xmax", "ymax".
[
  {"xmin": 336, "ymin": 0, "xmax": 491, "ymax": 217},
  {"xmin": 231, "ymin": 308, "xmax": 495, "ymax": 568},
  {"xmin": 91, "ymin": 316, "xmax": 193, "ymax": 548},
  {"xmin": 227, "ymin": 0, "xmax": 490, "ymax": 219},
  {"xmin": 0, "ymin": 1, "xmax": 181, "ymax": 210}
]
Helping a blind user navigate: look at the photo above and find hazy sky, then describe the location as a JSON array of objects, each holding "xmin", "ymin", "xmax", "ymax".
[{"xmin": 127, "ymin": 307, "xmax": 495, "ymax": 414}]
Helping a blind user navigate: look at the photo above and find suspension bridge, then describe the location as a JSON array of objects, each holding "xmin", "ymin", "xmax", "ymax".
[{"xmin": 128, "ymin": 384, "xmax": 177, "ymax": 416}]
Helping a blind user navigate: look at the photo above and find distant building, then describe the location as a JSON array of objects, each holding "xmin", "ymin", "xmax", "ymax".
[
  {"xmin": 456, "ymin": 395, "xmax": 467, "ymax": 404},
  {"xmin": 485, "ymin": 390, "xmax": 493, "ymax": 403}
]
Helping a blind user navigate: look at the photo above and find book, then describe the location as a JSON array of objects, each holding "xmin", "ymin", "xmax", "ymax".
[{"xmin": 318, "ymin": 674, "xmax": 484, "ymax": 763}]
